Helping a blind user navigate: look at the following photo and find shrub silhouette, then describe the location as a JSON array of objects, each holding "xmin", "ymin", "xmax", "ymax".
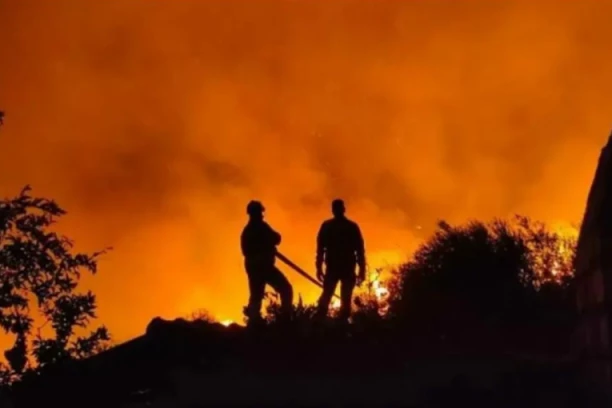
[
  {"xmin": 186, "ymin": 308, "xmax": 217, "ymax": 323},
  {"xmin": 0, "ymin": 186, "xmax": 111, "ymax": 386},
  {"xmin": 264, "ymin": 293, "xmax": 318, "ymax": 325},
  {"xmin": 388, "ymin": 215, "xmax": 576, "ymax": 349}
]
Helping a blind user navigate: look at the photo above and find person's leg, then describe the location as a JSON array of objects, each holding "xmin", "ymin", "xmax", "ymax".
[
  {"xmin": 267, "ymin": 266, "xmax": 294, "ymax": 316},
  {"xmin": 338, "ymin": 270, "xmax": 357, "ymax": 321},
  {"xmin": 316, "ymin": 271, "xmax": 340, "ymax": 318},
  {"xmin": 245, "ymin": 269, "xmax": 266, "ymax": 322}
]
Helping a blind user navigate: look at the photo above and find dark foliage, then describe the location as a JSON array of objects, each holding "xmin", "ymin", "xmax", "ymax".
[
  {"xmin": 264, "ymin": 293, "xmax": 318, "ymax": 325},
  {"xmin": 262, "ymin": 215, "xmax": 577, "ymax": 351},
  {"xmin": 0, "ymin": 186, "xmax": 111, "ymax": 386},
  {"xmin": 388, "ymin": 215, "xmax": 577, "ymax": 351}
]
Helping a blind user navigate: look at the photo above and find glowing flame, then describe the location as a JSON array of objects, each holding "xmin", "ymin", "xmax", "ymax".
[
  {"xmin": 331, "ymin": 298, "xmax": 341, "ymax": 310},
  {"xmin": 328, "ymin": 268, "xmax": 391, "ymax": 313},
  {"xmin": 546, "ymin": 223, "xmax": 577, "ymax": 280},
  {"xmin": 551, "ymin": 260, "xmax": 560, "ymax": 276},
  {"xmin": 371, "ymin": 276, "xmax": 390, "ymax": 300},
  {"xmin": 368, "ymin": 271, "xmax": 391, "ymax": 315}
]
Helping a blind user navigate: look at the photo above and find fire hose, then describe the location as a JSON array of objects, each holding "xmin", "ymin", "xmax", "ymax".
[{"xmin": 275, "ymin": 251, "xmax": 340, "ymax": 300}]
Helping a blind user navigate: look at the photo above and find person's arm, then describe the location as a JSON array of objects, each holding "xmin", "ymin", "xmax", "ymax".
[
  {"xmin": 240, "ymin": 228, "xmax": 249, "ymax": 257},
  {"xmin": 271, "ymin": 228, "xmax": 281, "ymax": 246},
  {"xmin": 355, "ymin": 224, "xmax": 366, "ymax": 278},
  {"xmin": 315, "ymin": 223, "xmax": 327, "ymax": 272},
  {"xmin": 265, "ymin": 222, "xmax": 282, "ymax": 246}
]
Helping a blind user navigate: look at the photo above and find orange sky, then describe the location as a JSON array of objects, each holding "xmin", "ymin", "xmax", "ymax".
[{"xmin": 1, "ymin": 0, "xmax": 611, "ymax": 344}]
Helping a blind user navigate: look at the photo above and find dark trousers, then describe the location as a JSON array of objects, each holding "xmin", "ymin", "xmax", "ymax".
[
  {"xmin": 245, "ymin": 262, "xmax": 293, "ymax": 319},
  {"xmin": 316, "ymin": 264, "xmax": 356, "ymax": 320}
]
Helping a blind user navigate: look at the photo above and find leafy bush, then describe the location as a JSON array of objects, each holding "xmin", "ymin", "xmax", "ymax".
[
  {"xmin": 388, "ymin": 216, "xmax": 577, "ymax": 348},
  {"xmin": 0, "ymin": 187, "xmax": 111, "ymax": 386}
]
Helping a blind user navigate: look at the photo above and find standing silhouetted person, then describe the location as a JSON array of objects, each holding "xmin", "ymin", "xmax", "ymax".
[
  {"xmin": 241, "ymin": 200, "xmax": 293, "ymax": 324},
  {"xmin": 315, "ymin": 199, "xmax": 366, "ymax": 322}
]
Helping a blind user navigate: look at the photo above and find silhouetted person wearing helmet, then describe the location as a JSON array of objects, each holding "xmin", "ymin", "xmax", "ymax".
[
  {"xmin": 241, "ymin": 200, "xmax": 293, "ymax": 324},
  {"xmin": 315, "ymin": 199, "xmax": 366, "ymax": 322}
]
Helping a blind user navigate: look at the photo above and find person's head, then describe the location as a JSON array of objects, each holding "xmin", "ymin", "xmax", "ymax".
[
  {"xmin": 246, "ymin": 200, "xmax": 265, "ymax": 221},
  {"xmin": 331, "ymin": 199, "xmax": 345, "ymax": 218}
]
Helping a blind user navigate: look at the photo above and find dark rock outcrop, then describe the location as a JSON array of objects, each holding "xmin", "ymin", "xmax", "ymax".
[{"xmin": 574, "ymin": 131, "xmax": 612, "ymax": 396}]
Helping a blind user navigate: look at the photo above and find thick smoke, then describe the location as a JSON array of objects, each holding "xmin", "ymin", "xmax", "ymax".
[{"xmin": 1, "ymin": 0, "xmax": 611, "ymax": 340}]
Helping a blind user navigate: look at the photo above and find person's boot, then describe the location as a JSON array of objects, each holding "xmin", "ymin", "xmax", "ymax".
[
  {"xmin": 276, "ymin": 305, "xmax": 294, "ymax": 329},
  {"xmin": 313, "ymin": 309, "xmax": 335, "ymax": 337},
  {"xmin": 247, "ymin": 315, "xmax": 265, "ymax": 329},
  {"xmin": 335, "ymin": 310, "xmax": 351, "ymax": 334},
  {"xmin": 312, "ymin": 309, "xmax": 325, "ymax": 326},
  {"xmin": 243, "ymin": 306, "xmax": 265, "ymax": 329}
]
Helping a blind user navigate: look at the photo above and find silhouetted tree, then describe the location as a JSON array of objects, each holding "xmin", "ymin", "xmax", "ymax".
[
  {"xmin": 187, "ymin": 308, "xmax": 217, "ymax": 323},
  {"xmin": 389, "ymin": 215, "xmax": 576, "ymax": 350},
  {"xmin": 0, "ymin": 186, "xmax": 110, "ymax": 386}
]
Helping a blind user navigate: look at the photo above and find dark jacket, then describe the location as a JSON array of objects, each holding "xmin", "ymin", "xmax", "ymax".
[
  {"xmin": 316, "ymin": 216, "xmax": 365, "ymax": 270},
  {"xmin": 241, "ymin": 220, "xmax": 281, "ymax": 268}
]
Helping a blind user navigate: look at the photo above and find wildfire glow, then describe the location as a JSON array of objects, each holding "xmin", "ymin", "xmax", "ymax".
[
  {"xmin": 329, "ymin": 266, "xmax": 391, "ymax": 313},
  {"xmin": 365, "ymin": 268, "xmax": 392, "ymax": 316},
  {"xmin": 546, "ymin": 223, "xmax": 577, "ymax": 279},
  {"xmin": 0, "ymin": 1, "xmax": 609, "ymax": 346},
  {"xmin": 220, "ymin": 319, "xmax": 233, "ymax": 327},
  {"xmin": 372, "ymin": 278, "xmax": 390, "ymax": 300},
  {"xmin": 551, "ymin": 261, "xmax": 560, "ymax": 276}
]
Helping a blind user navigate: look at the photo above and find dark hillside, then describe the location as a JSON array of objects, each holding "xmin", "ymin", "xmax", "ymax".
[{"xmin": 6, "ymin": 317, "xmax": 604, "ymax": 407}]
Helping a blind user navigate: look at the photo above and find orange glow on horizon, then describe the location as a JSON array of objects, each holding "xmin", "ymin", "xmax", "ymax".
[{"xmin": 1, "ymin": 1, "xmax": 611, "ymax": 348}]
